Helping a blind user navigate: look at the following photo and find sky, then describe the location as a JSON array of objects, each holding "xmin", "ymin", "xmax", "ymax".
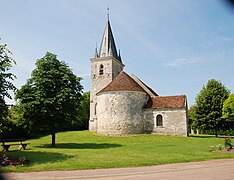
[{"xmin": 1, "ymin": 0, "xmax": 234, "ymax": 107}]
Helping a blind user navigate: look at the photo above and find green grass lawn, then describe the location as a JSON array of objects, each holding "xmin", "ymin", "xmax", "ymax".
[{"xmin": 1, "ymin": 130, "xmax": 234, "ymax": 172}]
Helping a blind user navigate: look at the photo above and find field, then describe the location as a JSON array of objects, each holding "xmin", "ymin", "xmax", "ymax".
[{"xmin": 1, "ymin": 131, "xmax": 234, "ymax": 172}]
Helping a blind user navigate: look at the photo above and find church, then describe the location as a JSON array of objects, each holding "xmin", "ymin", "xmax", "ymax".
[{"xmin": 89, "ymin": 17, "xmax": 188, "ymax": 136}]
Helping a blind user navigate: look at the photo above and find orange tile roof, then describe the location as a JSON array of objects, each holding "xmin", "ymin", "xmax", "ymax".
[
  {"xmin": 147, "ymin": 95, "xmax": 187, "ymax": 109},
  {"xmin": 98, "ymin": 71, "xmax": 146, "ymax": 94}
]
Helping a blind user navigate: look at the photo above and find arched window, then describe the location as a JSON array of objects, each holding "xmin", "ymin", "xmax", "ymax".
[
  {"xmin": 156, "ymin": 114, "xmax": 163, "ymax": 127},
  {"xmin": 99, "ymin": 64, "xmax": 104, "ymax": 75},
  {"xmin": 94, "ymin": 103, "xmax": 97, "ymax": 115}
]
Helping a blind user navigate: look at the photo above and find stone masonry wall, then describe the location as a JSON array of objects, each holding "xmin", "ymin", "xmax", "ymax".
[
  {"xmin": 146, "ymin": 108, "xmax": 188, "ymax": 136},
  {"xmin": 97, "ymin": 91, "xmax": 149, "ymax": 135},
  {"xmin": 112, "ymin": 59, "xmax": 124, "ymax": 78},
  {"xmin": 143, "ymin": 109, "xmax": 154, "ymax": 133}
]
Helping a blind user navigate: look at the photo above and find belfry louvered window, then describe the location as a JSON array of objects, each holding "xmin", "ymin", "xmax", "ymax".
[
  {"xmin": 156, "ymin": 114, "xmax": 163, "ymax": 127},
  {"xmin": 99, "ymin": 64, "xmax": 104, "ymax": 75}
]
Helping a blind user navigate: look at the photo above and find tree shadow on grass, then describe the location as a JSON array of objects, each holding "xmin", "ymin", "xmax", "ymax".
[{"xmin": 35, "ymin": 143, "xmax": 122, "ymax": 149}]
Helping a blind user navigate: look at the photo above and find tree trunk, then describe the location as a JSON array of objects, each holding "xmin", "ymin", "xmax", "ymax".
[
  {"xmin": 52, "ymin": 133, "xmax": 56, "ymax": 147},
  {"xmin": 215, "ymin": 126, "xmax": 218, "ymax": 137}
]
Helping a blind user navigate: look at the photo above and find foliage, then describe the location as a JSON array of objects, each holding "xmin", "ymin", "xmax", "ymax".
[
  {"xmin": 73, "ymin": 91, "xmax": 90, "ymax": 130},
  {"xmin": 192, "ymin": 79, "xmax": 230, "ymax": 136},
  {"xmin": 217, "ymin": 144, "xmax": 223, "ymax": 150},
  {"xmin": 2, "ymin": 131, "xmax": 234, "ymax": 172},
  {"xmin": 0, "ymin": 41, "xmax": 17, "ymax": 127},
  {"xmin": 15, "ymin": 52, "xmax": 83, "ymax": 146},
  {"xmin": 0, "ymin": 106, "xmax": 27, "ymax": 139},
  {"xmin": 188, "ymin": 105, "xmax": 196, "ymax": 130},
  {"xmin": 0, "ymin": 117, "xmax": 18, "ymax": 139},
  {"xmin": 222, "ymin": 94, "xmax": 234, "ymax": 133},
  {"xmin": 224, "ymin": 138, "xmax": 233, "ymax": 150}
]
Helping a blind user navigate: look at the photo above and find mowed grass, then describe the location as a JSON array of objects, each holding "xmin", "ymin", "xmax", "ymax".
[{"xmin": 1, "ymin": 130, "xmax": 234, "ymax": 172}]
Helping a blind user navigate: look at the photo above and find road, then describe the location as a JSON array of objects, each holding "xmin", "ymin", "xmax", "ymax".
[{"xmin": 3, "ymin": 158, "xmax": 234, "ymax": 180}]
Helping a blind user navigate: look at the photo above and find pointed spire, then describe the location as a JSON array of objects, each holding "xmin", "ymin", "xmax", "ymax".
[
  {"xmin": 108, "ymin": 41, "xmax": 113, "ymax": 56},
  {"xmin": 94, "ymin": 43, "xmax": 99, "ymax": 58},
  {"xmin": 98, "ymin": 18, "xmax": 121, "ymax": 62},
  {"xmin": 118, "ymin": 49, "xmax": 122, "ymax": 62}
]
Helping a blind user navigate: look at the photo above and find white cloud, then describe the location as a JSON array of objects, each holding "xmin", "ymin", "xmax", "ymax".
[
  {"xmin": 165, "ymin": 58, "xmax": 197, "ymax": 67},
  {"xmin": 201, "ymin": 32, "xmax": 234, "ymax": 49}
]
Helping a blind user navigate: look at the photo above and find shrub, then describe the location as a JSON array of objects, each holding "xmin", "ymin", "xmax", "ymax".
[{"xmin": 224, "ymin": 138, "xmax": 233, "ymax": 150}]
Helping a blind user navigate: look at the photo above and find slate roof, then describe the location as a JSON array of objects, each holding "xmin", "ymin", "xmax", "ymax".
[
  {"xmin": 98, "ymin": 20, "xmax": 122, "ymax": 62},
  {"xmin": 98, "ymin": 71, "xmax": 146, "ymax": 94},
  {"xmin": 146, "ymin": 95, "xmax": 187, "ymax": 109}
]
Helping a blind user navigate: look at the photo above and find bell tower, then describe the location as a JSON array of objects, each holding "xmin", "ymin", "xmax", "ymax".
[{"xmin": 89, "ymin": 17, "xmax": 125, "ymax": 132}]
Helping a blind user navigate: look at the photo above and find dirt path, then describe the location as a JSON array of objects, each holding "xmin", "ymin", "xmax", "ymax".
[{"xmin": 3, "ymin": 158, "xmax": 234, "ymax": 180}]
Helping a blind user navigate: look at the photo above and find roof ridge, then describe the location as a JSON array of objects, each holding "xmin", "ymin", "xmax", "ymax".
[
  {"xmin": 155, "ymin": 95, "xmax": 186, "ymax": 98},
  {"xmin": 131, "ymin": 74, "xmax": 158, "ymax": 97},
  {"xmin": 98, "ymin": 71, "xmax": 147, "ymax": 94}
]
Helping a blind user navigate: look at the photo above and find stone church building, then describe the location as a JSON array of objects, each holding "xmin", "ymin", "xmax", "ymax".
[{"xmin": 89, "ymin": 18, "xmax": 188, "ymax": 136}]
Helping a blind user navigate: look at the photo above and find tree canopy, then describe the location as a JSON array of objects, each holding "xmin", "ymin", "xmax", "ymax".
[
  {"xmin": 75, "ymin": 91, "xmax": 90, "ymax": 130},
  {"xmin": 192, "ymin": 79, "xmax": 230, "ymax": 136},
  {"xmin": 0, "ymin": 41, "xmax": 17, "ymax": 134},
  {"xmin": 16, "ymin": 52, "xmax": 83, "ymax": 146},
  {"xmin": 222, "ymin": 94, "xmax": 234, "ymax": 133}
]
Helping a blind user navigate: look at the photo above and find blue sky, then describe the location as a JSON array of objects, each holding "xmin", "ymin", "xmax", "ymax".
[{"xmin": 1, "ymin": 0, "xmax": 234, "ymax": 107}]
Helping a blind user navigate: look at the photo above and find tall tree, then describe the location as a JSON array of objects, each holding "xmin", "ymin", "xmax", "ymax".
[
  {"xmin": 192, "ymin": 79, "xmax": 230, "ymax": 137},
  {"xmin": 222, "ymin": 94, "xmax": 234, "ymax": 133},
  {"xmin": 0, "ymin": 41, "xmax": 17, "ymax": 132},
  {"xmin": 16, "ymin": 52, "xmax": 83, "ymax": 146}
]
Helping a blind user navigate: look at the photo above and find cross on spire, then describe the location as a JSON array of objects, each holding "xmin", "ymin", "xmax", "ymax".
[{"xmin": 107, "ymin": 6, "xmax": 110, "ymax": 20}]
